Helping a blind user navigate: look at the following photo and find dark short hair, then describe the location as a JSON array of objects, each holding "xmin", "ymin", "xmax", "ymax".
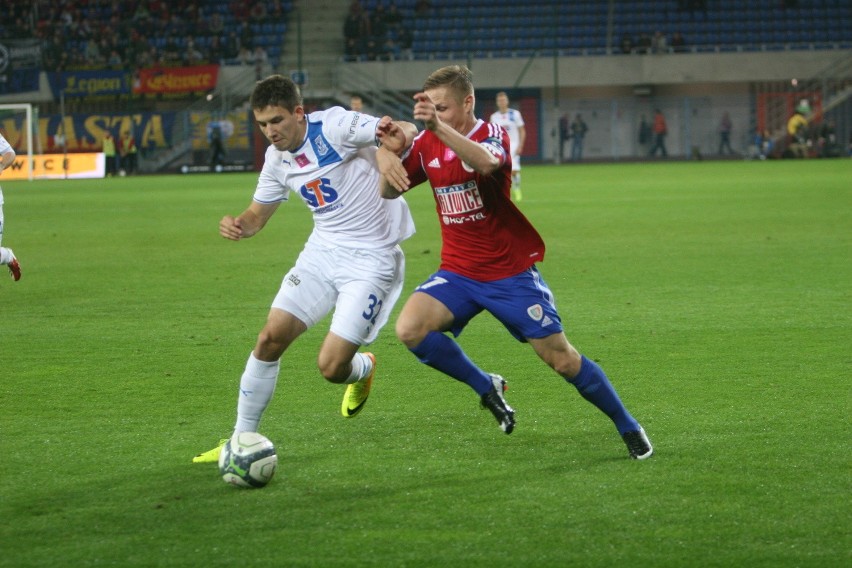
[{"xmin": 250, "ymin": 74, "xmax": 303, "ymax": 112}]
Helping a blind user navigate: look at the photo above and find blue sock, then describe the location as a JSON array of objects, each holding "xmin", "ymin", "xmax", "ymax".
[
  {"xmin": 568, "ymin": 356, "xmax": 640, "ymax": 435},
  {"xmin": 410, "ymin": 331, "xmax": 492, "ymax": 395}
]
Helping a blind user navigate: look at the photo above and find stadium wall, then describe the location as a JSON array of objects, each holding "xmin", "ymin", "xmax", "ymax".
[
  {"xmin": 344, "ymin": 51, "xmax": 849, "ymax": 90},
  {"xmin": 343, "ymin": 50, "xmax": 849, "ymax": 160}
]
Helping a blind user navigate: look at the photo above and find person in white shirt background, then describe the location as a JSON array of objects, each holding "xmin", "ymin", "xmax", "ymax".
[{"xmin": 489, "ymin": 91, "xmax": 526, "ymax": 203}]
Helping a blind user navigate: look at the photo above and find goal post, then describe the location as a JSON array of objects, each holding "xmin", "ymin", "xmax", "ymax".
[{"xmin": 0, "ymin": 103, "xmax": 35, "ymax": 181}]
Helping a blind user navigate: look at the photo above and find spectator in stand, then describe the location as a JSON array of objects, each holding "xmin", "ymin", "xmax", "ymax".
[
  {"xmin": 162, "ymin": 35, "xmax": 181, "ymax": 64},
  {"xmin": 43, "ymin": 34, "xmax": 67, "ymax": 71},
  {"xmin": 385, "ymin": 2, "xmax": 404, "ymax": 27},
  {"xmin": 208, "ymin": 35, "xmax": 226, "ymax": 64},
  {"xmin": 670, "ymin": 31, "xmax": 687, "ymax": 52},
  {"xmin": 237, "ymin": 20, "xmax": 255, "ymax": 50},
  {"xmin": 636, "ymin": 32, "xmax": 652, "ymax": 54},
  {"xmin": 370, "ymin": 4, "xmax": 389, "ymax": 47},
  {"xmin": 183, "ymin": 2, "xmax": 201, "ymax": 24},
  {"xmin": 396, "ymin": 26, "xmax": 413, "ymax": 59},
  {"xmin": 123, "ymin": 31, "xmax": 149, "ymax": 69},
  {"xmin": 620, "ymin": 34, "xmax": 634, "ymax": 54},
  {"xmin": 237, "ymin": 46, "xmax": 253, "ymax": 66},
  {"xmin": 229, "ymin": 0, "xmax": 249, "ymax": 22},
  {"xmin": 381, "ymin": 36, "xmax": 401, "ymax": 61},
  {"xmin": 183, "ymin": 38, "xmax": 205, "ymax": 66},
  {"xmin": 168, "ymin": 13, "xmax": 189, "ymax": 37},
  {"xmin": 269, "ymin": 1, "xmax": 287, "ymax": 21},
  {"xmin": 652, "ymin": 31, "xmax": 668, "ymax": 53},
  {"xmin": 343, "ymin": 2, "xmax": 370, "ymax": 61},
  {"xmin": 364, "ymin": 37, "xmax": 380, "ymax": 61},
  {"xmin": 77, "ymin": 17, "xmax": 96, "ymax": 42},
  {"xmin": 344, "ymin": 37, "xmax": 360, "ymax": 62},
  {"xmin": 209, "ymin": 12, "xmax": 225, "ymax": 36},
  {"xmin": 99, "ymin": 37, "xmax": 117, "ymax": 61},
  {"xmin": 224, "ymin": 31, "xmax": 241, "ymax": 61},
  {"xmin": 252, "ymin": 45, "xmax": 269, "ymax": 79},
  {"xmin": 250, "ymin": 1, "xmax": 268, "ymax": 22},
  {"xmin": 139, "ymin": 45, "xmax": 160, "ymax": 68},
  {"xmin": 107, "ymin": 49, "xmax": 123, "ymax": 69}
]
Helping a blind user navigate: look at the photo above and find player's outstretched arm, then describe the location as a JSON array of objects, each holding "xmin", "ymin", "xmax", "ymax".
[{"xmin": 220, "ymin": 201, "xmax": 280, "ymax": 240}]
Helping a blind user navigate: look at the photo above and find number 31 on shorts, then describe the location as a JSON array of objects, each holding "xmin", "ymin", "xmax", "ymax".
[{"xmin": 362, "ymin": 294, "xmax": 383, "ymax": 325}]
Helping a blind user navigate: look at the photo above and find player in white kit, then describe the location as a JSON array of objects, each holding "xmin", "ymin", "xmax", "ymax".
[
  {"xmin": 0, "ymin": 131, "xmax": 21, "ymax": 281},
  {"xmin": 489, "ymin": 91, "xmax": 526, "ymax": 203},
  {"xmin": 193, "ymin": 75, "xmax": 416, "ymax": 463}
]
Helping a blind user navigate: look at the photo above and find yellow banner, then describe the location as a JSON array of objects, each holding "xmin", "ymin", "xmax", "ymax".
[{"xmin": 3, "ymin": 153, "xmax": 106, "ymax": 180}]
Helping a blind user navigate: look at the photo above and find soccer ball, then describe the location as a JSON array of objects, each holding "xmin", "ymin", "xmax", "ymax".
[{"xmin": 218, "ymin": 432, "xmax": 278, "ymax": 488}]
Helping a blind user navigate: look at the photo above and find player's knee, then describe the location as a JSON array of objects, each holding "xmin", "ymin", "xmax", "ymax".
[
  {"xmin": 538, "ymin": 343, "xmax": 582, "ymax": 378},
  {"xmin": 255, "ymin": 330, "xmax": 286, "ymax": 361},
  {"xmin": 395, "ymin": 317, "xmax": 425, "ymax": 348},
  {"xmin": 553, "ymin": 357, "xmax": 581, "ymax": 379}
]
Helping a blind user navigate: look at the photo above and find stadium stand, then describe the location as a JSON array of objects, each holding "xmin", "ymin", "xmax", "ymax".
[
  {"xmin": 3, "ymin": 0, "xmax": 292, "ymax": 71},
  {"xmin": 354, "ymin": 0, "xmax": 851, "ymax": 60}
]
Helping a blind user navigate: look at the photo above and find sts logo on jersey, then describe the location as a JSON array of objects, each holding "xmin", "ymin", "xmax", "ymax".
[{"xmin": 300, "ymin": 177, "xmax": 339, "ymax": 208}]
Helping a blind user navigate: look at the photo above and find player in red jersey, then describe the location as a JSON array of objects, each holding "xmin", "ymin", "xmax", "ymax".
[{"xmin": 377, "ymin": 65, "xmax": 652, "ymax": 459}]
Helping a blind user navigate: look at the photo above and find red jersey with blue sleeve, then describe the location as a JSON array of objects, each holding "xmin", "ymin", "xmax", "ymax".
[{"xmin": 401, "ymin": 119, "xmax": 545, "ymax": 281}]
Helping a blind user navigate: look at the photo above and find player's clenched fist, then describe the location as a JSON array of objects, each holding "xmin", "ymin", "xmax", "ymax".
[{"xmin": 220, "ymin": 215, "xmax": 244, "ymax": 240}]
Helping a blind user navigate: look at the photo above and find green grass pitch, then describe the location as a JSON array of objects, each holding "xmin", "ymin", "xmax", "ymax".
[{"xmin": 0, "ymin": 159, "xmax": 849, "ymax": 567}]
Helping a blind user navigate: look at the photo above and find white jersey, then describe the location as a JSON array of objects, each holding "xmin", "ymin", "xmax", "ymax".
[
  {"xmin": 489, "ymin": 108, "xmax": 525, "ymax": 156},
  {"xmin": 253, "ymin": 106, "xmax": 414, "ymax": 250},
  {"xmin": 0, "ymin": 132, "xmax": 13, "ymax": 204}
]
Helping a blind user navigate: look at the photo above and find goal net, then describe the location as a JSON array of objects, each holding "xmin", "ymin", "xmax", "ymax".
[{"xmin": 0, "ymin": 103, "xmax": 36, "ymax": 181}]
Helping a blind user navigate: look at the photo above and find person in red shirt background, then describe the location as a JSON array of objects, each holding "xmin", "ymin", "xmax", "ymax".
[
  {"xmin": 649, "ymin": 108, "xmax": 668, "ymax": 157},
  {"xmin": 377, "ymin": 65, "xmax": 652, "ymax": 460},
  {"xmin": 119, "ymin": 130, "xmax": 138, "ymax": 175}
]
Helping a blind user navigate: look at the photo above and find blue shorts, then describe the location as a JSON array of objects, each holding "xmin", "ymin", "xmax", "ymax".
[{"xmin": 415, "ymin": 267, "xmax": 564, "ymax": 342}]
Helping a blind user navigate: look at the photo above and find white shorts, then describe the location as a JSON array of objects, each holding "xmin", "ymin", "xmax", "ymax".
[
  {"xmin": 511, "ymin": 153, "xmax": 521, "ymax": 172},
  {"xmin": 271, "ymin": 240, "xmax": 405, "ymax": 346}
]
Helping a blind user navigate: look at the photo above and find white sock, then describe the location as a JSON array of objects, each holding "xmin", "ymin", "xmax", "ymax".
[
  {"xmin": 0, "ymin": 247, "xmax": 12, "ymax": 265},
  {"xmin": 233, "ymin": 353, "xmax": 280, "ymax": 433},
  {"xmin": 343, "ymin": 353, "xmax": 373, "ymax": 384}
]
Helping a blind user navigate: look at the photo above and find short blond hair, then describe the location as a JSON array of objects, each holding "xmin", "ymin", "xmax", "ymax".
[{"xmin": 423, "ymin": 65, "xmax": 474, "ymax": 102}]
